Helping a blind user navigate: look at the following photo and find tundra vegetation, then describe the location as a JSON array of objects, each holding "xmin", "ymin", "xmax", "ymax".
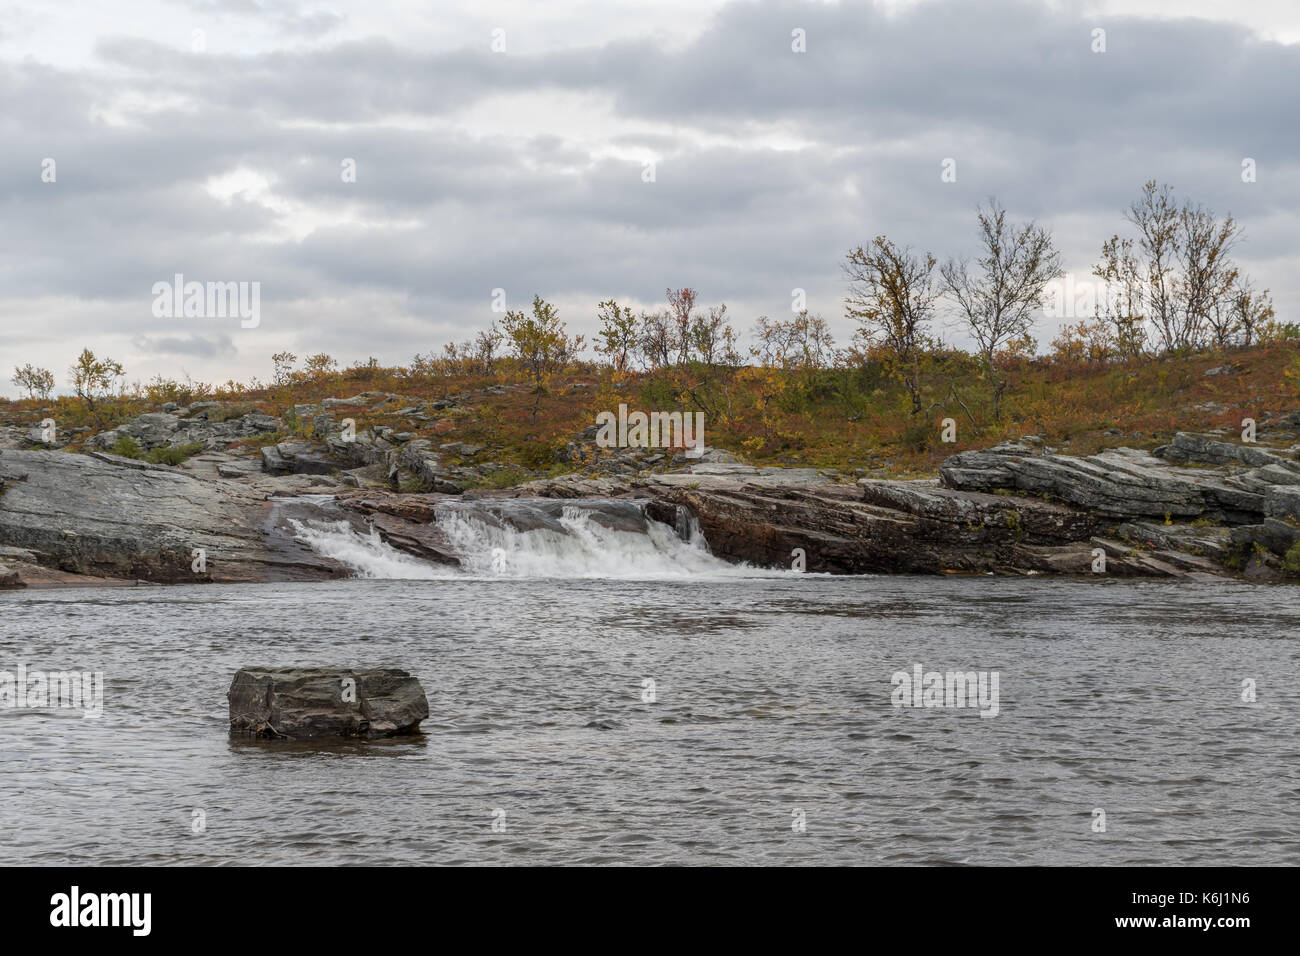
[{"xmin": 3, "ymin": 183, "xmax": 1293, "ymax": 477}]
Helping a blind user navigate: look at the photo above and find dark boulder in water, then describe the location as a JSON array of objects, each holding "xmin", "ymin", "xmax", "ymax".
[{"xmin": 227, "ymin": 667, "xmax": 429, "ymax": 739}]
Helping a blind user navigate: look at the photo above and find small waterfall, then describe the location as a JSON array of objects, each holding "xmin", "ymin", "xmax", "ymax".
[
  {"xmin": 285, "ymin": 518, "xmax": 452, "ymax": 580},
  {"xmin": 431, "ymin": 499, "xmax": 735, "ymax": 578},
  {"xmin": 674, "ymin": 504, "xmax": 708, "ymax": 550},
  {"xmin": 284, "ymin": 496, "xmax": 768, "ymax": 580}
]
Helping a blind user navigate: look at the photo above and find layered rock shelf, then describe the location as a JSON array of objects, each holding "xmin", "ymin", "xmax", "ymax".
[{"xmin": 0, "ymin": 449, "xmax": 348, "ymax": 585}]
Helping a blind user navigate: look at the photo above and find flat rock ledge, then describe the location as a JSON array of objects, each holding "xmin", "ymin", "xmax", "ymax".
[{"xmin": 228, "ymin": 667, "xmax": 429, "ymax": 739}]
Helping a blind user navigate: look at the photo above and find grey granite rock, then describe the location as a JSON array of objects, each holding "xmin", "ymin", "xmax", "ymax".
[
  {"xmin": 0, "ymin": 449, "xmax": 346, "ymax": 584},
  {"xmin": 940, "ymin": 442, "xmax": 1265, "ymax": 522},
  {"xmin": 92, "ymin": 407, "xmax": 281, "ymax": 452}
]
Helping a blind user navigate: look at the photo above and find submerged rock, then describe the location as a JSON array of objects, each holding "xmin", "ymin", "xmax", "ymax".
[{"xmin": 227, "ymin": 667, "xmax": 429, "ymax": 739}]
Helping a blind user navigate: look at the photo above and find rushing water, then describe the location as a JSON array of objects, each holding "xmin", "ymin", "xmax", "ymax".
[{"xmin": 2, "ymin": 503, "xmax": 1298, "ymax": 865}]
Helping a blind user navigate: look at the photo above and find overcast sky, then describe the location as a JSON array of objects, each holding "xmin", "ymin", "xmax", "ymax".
[{"xmin": 2, "ymin": 0, "xmax": 1297, "ymax": 391}]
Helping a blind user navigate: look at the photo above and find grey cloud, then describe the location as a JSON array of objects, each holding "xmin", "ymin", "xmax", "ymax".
[
  {"xmin": 0, "ymin": 0, "xmax": 1295, "ymax": 382},
  {"xmin": 130, "ymin": 333, "xmax": 239, "ymax": 358},
  {"xmin": 180, "ymin": 0, "xmax": 346, "ymax": 38}
]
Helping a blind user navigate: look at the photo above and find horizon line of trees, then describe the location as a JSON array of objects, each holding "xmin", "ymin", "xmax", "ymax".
[
  {"xmin": 371, "ymin": 181, "xmax": 1287, "ymax": 425},
  {"xmin": 8, "ymin": 182, "xmax": 1291, "ymax": 429}
]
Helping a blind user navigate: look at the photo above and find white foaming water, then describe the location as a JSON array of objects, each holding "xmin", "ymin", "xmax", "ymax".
[
  {"xmin": 286, "ymin": 518, "xmax": 452, "ymax": 580},
  {"xmin": 434, "ymin": 504, "xmax": 747, "ymax": 579},
  {"xmin": 287, "ymin": 499, "xmax": 779, "ymax": 580}
]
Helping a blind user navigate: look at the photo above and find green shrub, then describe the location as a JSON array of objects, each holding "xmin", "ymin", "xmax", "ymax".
[
  {"xmin": 240, "ymin": 431, "xmax": 284, "ymax": 449},
  {"xmin": 469, "ymin": 466, "xmax": 530, "ymax": 490},
  {"xmin": 518, "ymin": 440, "xmax": 559, "ymax": 470},
  {"xmin": 143, "ymin": 442, "xmax": 206, "ymax": 466},
  {"xmin": 397, "ymin": 472, "xmax": 460, "ymax": 492},
  {"xmin": 900, "ymin": 419, "xmax": 934, "ymax": 453},
  {"xmin": 1283, "ymin": 541, "xmax": 1300, "ymax": 575},
  {"xmin": 110, "ymin": 436, "xmax": 143, "ymax": 459},
  {"xmin": 142, "ymin": 374, "xmax": 211, "ymax": 407}
]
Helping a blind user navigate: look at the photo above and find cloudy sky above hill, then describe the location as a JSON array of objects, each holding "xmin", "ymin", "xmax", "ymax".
[{"xmin": 1, "ymin": 0, "xmax": 1296, "ymax": 390}]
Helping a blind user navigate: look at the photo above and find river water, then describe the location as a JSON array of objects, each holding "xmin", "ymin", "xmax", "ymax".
[{"xmin": 2, "ymin": 501, "xmax": 1297, "ymax": 865}]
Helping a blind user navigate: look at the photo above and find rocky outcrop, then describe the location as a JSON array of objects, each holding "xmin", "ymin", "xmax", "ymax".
[
  {"xmin": 6, "ymin": 422, "xmax": 1300, "ymax": 585},
  {"xmin": 452, "ymin": 463, "xmax": 1212, "ymax": 577},
  {"xmin": 1115, "ymin": 520, "xmax": 1232, "ymax": 561},
  {"xmin": 634, "ymin": 472, "xmax": 1203, "ymax": 576},
  {"xmin": 227, "ymin": 667, "xmax": 429, "ymax": 739},
  {"xmin": 555, "ymin": 424, "xmax": 739, "ymax": 476},
  {"xmin": 260, "ymin": 440, "xmax": 350, "ymax": 476},
  {"xmin": 939, "ymin": 441, "xmax": 1266, "ymax": 522},
  {"xmin": 92, "ymin": 405, "xmax": 280, "ymax": 452},
  {"xmin": 0, "ymin": 449, "xmax": 347, "ymax": 585},
  {"xmin": 1153, "ymin": 431, "xmax": 1300, "ymax": 472},
  {"xmin": 940, "ymin": 433, "xmax": 1300, "ymax": 523},
  {"xmin": 254, "ymin": 414, "xmax": 492, "ymax": 492},
  {"xmin": 395, "ymin": 439, "xmax": 462, "ymax": 493},
  {"xmin": 935, "ymin": 434, "xmax": 1300, "ymax": 578}
]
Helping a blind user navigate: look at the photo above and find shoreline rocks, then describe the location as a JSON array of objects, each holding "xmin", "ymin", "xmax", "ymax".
[{"xmin": 5, "ymin": 422, "xmax": 1300, "ymax": 585}]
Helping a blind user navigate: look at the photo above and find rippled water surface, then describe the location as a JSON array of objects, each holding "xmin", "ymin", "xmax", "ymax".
[{"xmin": 2, "ymin": 576, "xmax": 1298, "ymax": 865}]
